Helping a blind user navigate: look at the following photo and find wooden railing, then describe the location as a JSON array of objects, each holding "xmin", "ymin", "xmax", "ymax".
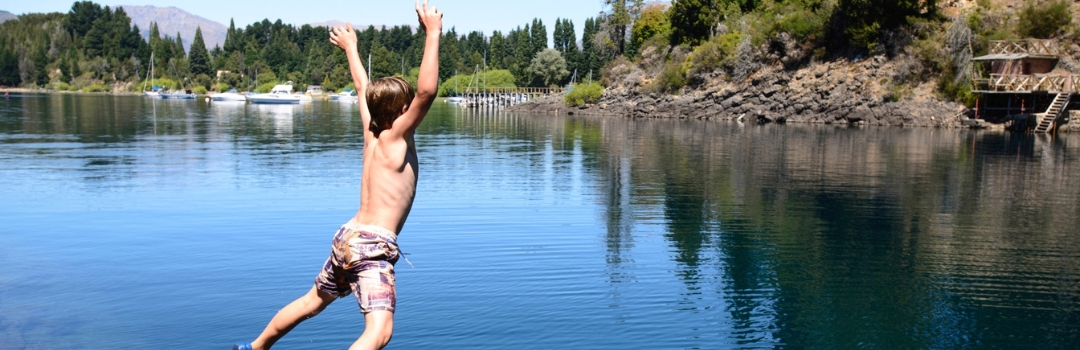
[
  {"xmin": 979, "ymin": 74, "xmax": 1080, "ymax": 92},
  {"xmin": 466, "ymin": 87, "xmax": 564, "ymax": 96},
  {"xmin": 988, "ymin": 39, "xmax": 1059, "ymax": 56}
]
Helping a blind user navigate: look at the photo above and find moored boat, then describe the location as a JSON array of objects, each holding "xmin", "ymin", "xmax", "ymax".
[
  {"xmin": 144, "ymin": 88, "xmax": 162, "ymax": 98},
  {"xmin": 211, "ymin": 89, "xmax": 248, "ymax": 102},
  {"xmin": 247, "ymin": 84, "xmax": 301, "ymax": 104},
  {"xmin": 161, "ymin": 90, "xmax": 197, "ymax": 99},
  {"xmin": 329, "ymin": 90, "xmax": 358, "ymax": 103}
]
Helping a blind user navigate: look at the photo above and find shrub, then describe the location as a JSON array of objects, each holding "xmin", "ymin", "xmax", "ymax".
[
  {"xmin": 600, "ymin": 56, "xmax": 633, "ymax": 87},
  {"xmin": 213, "ymin": 83, "xmax": 230, "ymax": 92},
  {"xmin": 193, "ymin": 86, "xmax": 208, "ymax": 95},
  {"xmin": 256, "ymin": 71, "xmax": 278, "ymax": 86},
  {"xmin": 56, "ymin": 82, "xmax": 71, "ymax": 91},
  {"xmin": 194, "ymin": 74, "xmax": 213, "ymax": 90},
  {"xmin": 938, "ymin": 76, "xmax": 976, "ymax": 106},
  {"xmin": 220, "ymin": 72, "xmax": 243, "ymax": 88},
  {"xmin": 1017, "ymin": 0, "xmax": 1072, "ymax": 39},
  {"xmin": 255, "ymin": 82, "xmax": 278, "ymax": 93},
  {"xmin": 437, "ymin": 69, "xmax": 517, "ymax": 97},
  {"xmin": 287, "ymin": 72, "xmax": 306, "ymax": 92},
  {"xmin": 652, "ymin": 60, "xmax": 688, "ymax": 93},
  {"xmin": 688, "ymin": 32, "xmax": 743, "ymax": 77},
  {"xmin": 771, "ymin": 5, "xmax": 829, "ymax": 42},
  {"xmin": 564, "ymin": 82, "xmax": 604, "ymax": 107},
  {"xmin": 83, "ymin": 84, "xmax": 109, "ymax": 93}
]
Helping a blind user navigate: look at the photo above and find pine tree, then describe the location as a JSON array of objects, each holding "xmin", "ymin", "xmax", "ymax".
[
  {"xmin": 0, "ymin": 44, "xmax": 20, "ymax": 86},
  {"xmin": 58, "ymin": 57, "xmax": 71, "ymax": 83},
  {"xmin": 605, "ymin": 0, "xmax": 630, "ymax": 55},
  {"xmin": 33, "ymin": 46, "xmax": 49, "ymax": 87},
  {"xmin": 66, "ymin": 1, "xmax": 103, "ymax": 39},
  {"xmin": 530, "ymin": 19, "xmax": 547, "ymax": 55},
  {"xmin": 224, "ymin": 19, "xmax": 240, "ymax": 54},
  {"xmin": 69, "ymin": 51, "xmax": 82, "ymax": 80},
  {"xmin": 174, "ymin": 32, "xmax": 186, "ymax": 58},
  {"xmin": 189, "ymin": 27, "xmax": 212, "ymax": 76},
  {"xmin": 669, "ymin": 0, "xmax": 719, "ymax": 46},
  {"xmin": 556, "ymin": 19, "xmax": 580, "ymax": 82},
  {"xmin": 581, "ymin": 17, "xmax": 600, "ymax": 79}
]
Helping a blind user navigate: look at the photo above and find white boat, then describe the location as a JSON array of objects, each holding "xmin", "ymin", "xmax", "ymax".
[
  {"xmin": 329, "ymin": 90, "xmax": 358, "ymax": 103},
  {"xmin": 305, "ymin": 85, "xmax": 325, "ymax": 96},
  {"xmin": 447, "ymin": 96, "xmax": 464, "ymax": 104},
  {"xmin": 296, "ymin": 93, "xmax": 313, "ymax": 103},
  {"xmin": 211, "ymin": 89, "xmax": 247, "ymax": 102},
  {"xmin": 247, "ymin": 83, "xmax": 301, "ymax": 104},
  {"xmin": 161, "ymin": 90, "xmax": 197, "ymax": 99}
]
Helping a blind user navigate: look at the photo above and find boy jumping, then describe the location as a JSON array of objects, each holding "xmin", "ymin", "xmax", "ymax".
[{"xmin": 235, "ymin": 2, "xmax": 442, "ymax": 349}]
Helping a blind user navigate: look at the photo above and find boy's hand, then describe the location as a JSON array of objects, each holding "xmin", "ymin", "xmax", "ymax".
[
  {"xmin": 415, "ymin": 0, "xmax": 443, "ymax": 33},
  {"xmin": 329, "ymin": 23, "xmax": 358, "ymax": 50}
]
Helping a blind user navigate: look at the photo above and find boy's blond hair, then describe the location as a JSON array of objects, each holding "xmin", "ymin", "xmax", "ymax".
[{"xmin": 366, "ymin": 77, "xmax": 415, "ymax": 135}]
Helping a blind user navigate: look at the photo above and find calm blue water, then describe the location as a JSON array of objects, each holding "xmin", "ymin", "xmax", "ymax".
[{"xmin": 1, "ymin": 93, "xmax": 1079, "ymax": 349}]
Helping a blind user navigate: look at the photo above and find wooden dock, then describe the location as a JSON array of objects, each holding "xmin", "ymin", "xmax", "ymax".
[{"xmin": 458, "ymin": 87, "xmax": 564, "ymax": 109}]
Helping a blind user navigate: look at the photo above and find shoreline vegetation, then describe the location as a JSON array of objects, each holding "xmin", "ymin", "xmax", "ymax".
[
  {"xmin": 504, "ymin": 0, "xmax": 1080, "ymax": 132},
  {"xmin": 3, "ymin": 1, "xmax": 1080, "ymax": 131}
]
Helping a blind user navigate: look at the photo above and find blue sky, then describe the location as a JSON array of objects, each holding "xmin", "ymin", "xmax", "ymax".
[{"xmin": 3, "ymin": 0, "xmax": 626, "ymax": 40}]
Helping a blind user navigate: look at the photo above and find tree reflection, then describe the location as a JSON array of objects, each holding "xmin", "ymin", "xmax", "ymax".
[{"xmin": 570, "ymin": 116, "xmax": 1080, "ymax": 347}]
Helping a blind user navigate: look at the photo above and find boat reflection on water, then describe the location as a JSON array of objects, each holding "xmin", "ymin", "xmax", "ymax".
[{"xmin": 250, "ymin": 103, "xmax": 295, "ymax": 136}]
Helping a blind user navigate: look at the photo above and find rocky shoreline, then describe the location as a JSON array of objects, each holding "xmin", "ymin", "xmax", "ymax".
[{"xmin": 509, "ymin": 56, "xmax": 990, "ymax": 129}]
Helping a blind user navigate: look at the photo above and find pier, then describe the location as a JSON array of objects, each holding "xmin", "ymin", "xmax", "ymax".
[{"xmin": 457, "ymin": 87, "xmax": 564, "ymax": 109}]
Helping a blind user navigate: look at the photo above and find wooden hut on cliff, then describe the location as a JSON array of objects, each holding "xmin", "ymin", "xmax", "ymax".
[{"xmin": 971, "ymin": 39, "xmax": 1075, "ymax": 133}]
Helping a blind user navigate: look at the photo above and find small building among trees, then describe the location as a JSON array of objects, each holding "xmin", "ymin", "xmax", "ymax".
[{"xmin": 971, "ymin": 39, "xmax": 1076, "ymax": 133}]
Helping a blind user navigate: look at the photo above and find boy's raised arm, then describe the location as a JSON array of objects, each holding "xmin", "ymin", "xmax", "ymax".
[
  {"xmin": 329, "ymin": 23, "xmax": 372, "ymax": 131},
  {"xmin": 395, "ymin": 0, "xmax": 442, "ymax": 133}
]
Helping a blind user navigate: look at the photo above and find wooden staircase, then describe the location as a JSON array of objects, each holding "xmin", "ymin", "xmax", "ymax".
[{"xmin": 1034, "ymin": 93, "xmax": 1071, "ymax": 133}]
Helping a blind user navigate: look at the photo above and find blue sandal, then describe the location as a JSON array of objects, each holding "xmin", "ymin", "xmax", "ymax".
[{"xmin": 233, "ymin": 343, "xmax": 253, "ymax": 350}]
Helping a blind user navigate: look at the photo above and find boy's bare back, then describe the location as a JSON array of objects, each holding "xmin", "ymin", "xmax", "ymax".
[{"xmin": 330, "ymin": 1, "xmax": 443, "ymax": 234}]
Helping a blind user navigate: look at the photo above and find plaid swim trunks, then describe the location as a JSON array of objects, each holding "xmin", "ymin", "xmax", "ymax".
[{"xmin": 314, "ymin": 221, "xmax": 400, "ymax": 313}]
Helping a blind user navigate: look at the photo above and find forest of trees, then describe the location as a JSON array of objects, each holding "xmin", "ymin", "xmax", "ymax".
[
  {"xmin": 1, "ymin": 0, "xmax": 1074, "ymax": 102},
  {"xmin": 0, "ymin": 1, "xmax": 618, "ymax": 94}
]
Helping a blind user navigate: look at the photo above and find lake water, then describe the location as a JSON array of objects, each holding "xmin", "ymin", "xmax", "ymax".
[{"xmin": 1, "ymin": 93, "xmax": 1078, "ymax": 349}]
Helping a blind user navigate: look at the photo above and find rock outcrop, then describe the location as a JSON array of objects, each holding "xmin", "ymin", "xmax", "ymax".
[{"xmin": 510, "ymin": 56, "xmax": 972, "ymax": 128}]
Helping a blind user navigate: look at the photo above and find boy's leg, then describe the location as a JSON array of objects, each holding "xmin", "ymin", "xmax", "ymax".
[
  {"xmin": 348, "ymin": 310, "xmax": 394, "ymax": 350},
  {"xmin": 251, "ymin": 286, "xmax": 337, "ymax": 350}
]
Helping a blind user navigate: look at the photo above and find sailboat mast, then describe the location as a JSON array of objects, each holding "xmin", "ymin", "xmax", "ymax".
[{"xmin": 143, "ymin": 52, "xmax": 154, "ymax": 92}]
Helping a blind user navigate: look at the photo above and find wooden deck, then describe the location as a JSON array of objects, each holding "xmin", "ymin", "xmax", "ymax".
[
  {"xmin": 970, "ymin": 39, "xmax": 1073, "ymax": 93},
  {"xmin": 973, "ymin": 74, "xmax": 1080, "ymax": 93},
  {"xmin": 987, "ymin": 39, "xmax": 1059, "ymax": 56}
]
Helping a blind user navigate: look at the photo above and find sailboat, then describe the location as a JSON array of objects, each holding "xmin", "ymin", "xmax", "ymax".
[
  {"xmin": 142, "ymin": 52, "xmax": 162, "ymax": 98},
  {"xmin": 447, "ymin": 69, "xmax": 463, "ymax": 103},
  {"xmin": 160, "ymin": 59, "xmax": 196, "ymax": 100},
  {"xmin": 458, "ymin": 65, "xmax": 480, "ymax": 107}
]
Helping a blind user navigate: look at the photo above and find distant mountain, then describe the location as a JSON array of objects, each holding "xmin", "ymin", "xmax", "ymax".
[
  {"xmin": 0, "ymin": 10, "xmax": 16, "ymax": 23},
  {"xmin": 309, "ymin": 20, "xmax": 351, "ymax": 29},
  {"xmin": 120, "ymin": 5, "xmax": 226, "ymax": 54}
]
